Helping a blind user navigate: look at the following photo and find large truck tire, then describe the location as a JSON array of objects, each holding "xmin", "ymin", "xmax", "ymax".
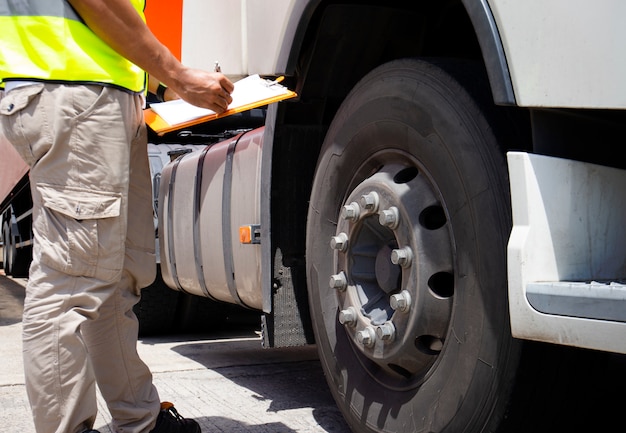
[
  {"xmin": 306, "ymin": 58, "xmax": 523, "ymax": 432},
  {"xmin": 10, "ymin": 246, "xmax": 31, "ymax": 278},
  {"xmin": 134, "ymin": 265, "xmax": 179, "ymax": 336}
]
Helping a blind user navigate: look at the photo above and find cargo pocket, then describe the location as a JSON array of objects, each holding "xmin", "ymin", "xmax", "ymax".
[
  {"xmin": 0, "ymin": 84, "xmax": 50, "ymax": 167},
  {"xmin": 36, "ymin": 184, "xmax": 125, "ymax": 282}
]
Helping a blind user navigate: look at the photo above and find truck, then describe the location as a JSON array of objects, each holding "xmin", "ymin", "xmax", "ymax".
[
  {"xmin": 0, "ymin": 134, "xmax": 31, "ymax": 277},
  {"xmin": 0, "ymin": 124, "xmax": 257, "ymax": 334},
  {"xmin": 151, "ymin": 0, "xmax": 626, "ymax": 431},
  {"xmin": 3, "ymin": 0, "xmax": 626, "ymax": 432}
]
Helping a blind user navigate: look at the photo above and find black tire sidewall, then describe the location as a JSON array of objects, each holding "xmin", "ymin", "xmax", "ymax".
[{"xmin": 306, "ymin": 59, "xmax": 518, "ymax": 432}]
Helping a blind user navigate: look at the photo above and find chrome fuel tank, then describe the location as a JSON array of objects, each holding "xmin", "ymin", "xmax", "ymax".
[{"xmin": 158, "ymin": 128, "xmax": 264, "ymax": 310}]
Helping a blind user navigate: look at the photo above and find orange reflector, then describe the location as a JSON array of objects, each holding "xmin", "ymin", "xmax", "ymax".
[
  {"xmin": 239, "ymin": 226, "xmax": 252, "ymax": 244},
  {"xmin": 239, "ymin": 224, "xmax": 261, "ymax": 244}
]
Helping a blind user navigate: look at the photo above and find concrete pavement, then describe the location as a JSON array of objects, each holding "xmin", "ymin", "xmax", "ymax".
[{"xmin": 0, "ymin": 273, "xmax": 351, "ymax": 433}]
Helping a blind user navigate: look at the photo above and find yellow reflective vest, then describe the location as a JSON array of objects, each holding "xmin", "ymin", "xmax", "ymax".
[{"xmin": 0, "ymin": 0, "xmax": 146, "ymax": 93}]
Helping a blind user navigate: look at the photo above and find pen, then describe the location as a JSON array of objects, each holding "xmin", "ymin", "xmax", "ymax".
[{"xmin": 214, "ymin": 61, "xmax": 221, "ymax": 73}]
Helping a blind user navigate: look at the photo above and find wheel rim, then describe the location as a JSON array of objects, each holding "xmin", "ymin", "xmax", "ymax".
[{"xmin": 330, "ymin": 155, "xmax": 454, "ymax": 388}]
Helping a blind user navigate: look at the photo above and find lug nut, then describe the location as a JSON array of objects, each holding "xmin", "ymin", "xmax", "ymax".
[
  {"xmin": 338, "ymin": 307, "xmax": 357, "ymax": 326},
  {"xmin": 342, "ymin": 202, "xmax": 361, "ymax": 221},
  {"xmin": 379, "ymin": 206, "xmax": 399, "ymax": 229},
  {"xmin": 390, "ymin": 290, "xmax": 411, "ymax": 312},
  {"xmin": 329, "ymin": 271, "xmax": 348, "ymax": 290},
  {"xmin": 376, "ymin": 322, "xmax": 395, "ymax": 341},
  {"xmin": 391, "ymin": 246, "xmax": 413, "ymax": 267},
  {"xmin": 360, "ymin": 192, "xmax": 379, "ymax": 213},
  {"xmin": 330, "ymin": 232, "xmax": 349, "ymax": 251},
  {"xmin": 356, "ymin": 327, "xmax": 376, "ymax": 347}
]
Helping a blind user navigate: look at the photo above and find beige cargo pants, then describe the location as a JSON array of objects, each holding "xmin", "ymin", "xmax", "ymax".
[{"xmin": 0, "ymin": 83, "xmax": 160, "ymax": 433}]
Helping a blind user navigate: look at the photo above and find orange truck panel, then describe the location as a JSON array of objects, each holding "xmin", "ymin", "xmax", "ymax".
[{"xmin": 145, "ymin": 0, "xmax": 183, "ymax": 60}]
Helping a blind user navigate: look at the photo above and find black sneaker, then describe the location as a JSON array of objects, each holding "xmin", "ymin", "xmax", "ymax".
[
  {"xmin": 150, "ymin": 402, "xmax": 201, "ymax": 433},
  {"xmin": 82, "ymin": 430, "xmax": 100, "ymax": 433}
]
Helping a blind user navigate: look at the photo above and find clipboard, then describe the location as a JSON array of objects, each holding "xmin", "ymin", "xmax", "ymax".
[{"xmin": 144, "ymin": 74, "xmax": 297, "ymax": 135}]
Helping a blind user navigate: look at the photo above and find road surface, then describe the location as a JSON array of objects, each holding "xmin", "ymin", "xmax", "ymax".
[{"xmin": 0, "ymin": 272, "xmax": 351, "ymax": 433}]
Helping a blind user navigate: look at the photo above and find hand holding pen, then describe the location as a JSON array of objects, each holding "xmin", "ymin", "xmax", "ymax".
[{"xmin": 164, "ymin": 62, "xmax": 233, "ymax": 113}]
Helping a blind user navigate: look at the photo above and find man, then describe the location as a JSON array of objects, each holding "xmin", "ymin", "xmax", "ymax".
[{"xmin": 0, "ymin": 1, "xmax": 234, "ymax": 432}]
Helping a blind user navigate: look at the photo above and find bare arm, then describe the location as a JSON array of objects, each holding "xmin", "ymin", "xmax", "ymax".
[{"xmin": 67, "ymin": 0, "xmax": 233, "ymax": 112}]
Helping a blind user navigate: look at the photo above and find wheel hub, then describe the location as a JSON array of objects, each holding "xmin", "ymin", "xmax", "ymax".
[{"xmin": 330, "ymin": 163, "xmax": 454, "ymax": 380}]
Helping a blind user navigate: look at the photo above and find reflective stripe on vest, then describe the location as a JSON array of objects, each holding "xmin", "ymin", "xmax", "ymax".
[{"xmin": 0, "ymin": 0, "xmax": 146, "ymax": 93}]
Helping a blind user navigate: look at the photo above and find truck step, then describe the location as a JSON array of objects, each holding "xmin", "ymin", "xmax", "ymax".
[{"xmin": 526, "ymin": 281, "xmax": 626, "ymax": 323}]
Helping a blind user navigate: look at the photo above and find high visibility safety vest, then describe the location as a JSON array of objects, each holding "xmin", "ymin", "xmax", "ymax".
[{"xmin": 0, "ymin": 0, "xmax": 146, "ymax": 93}]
